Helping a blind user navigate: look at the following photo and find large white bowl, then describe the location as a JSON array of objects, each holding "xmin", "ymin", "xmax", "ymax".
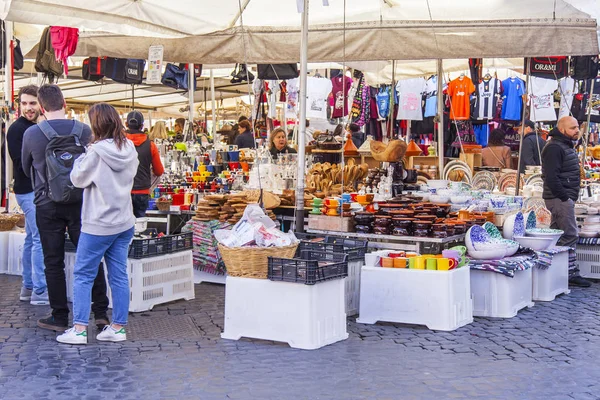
[
  {"xmin": 526, "ymin": 228, "xmax": 563, "ymax": 247},
  {"xmin": 502, "ymin": 240, "xmax": 520, "ymax": 257},
  {"xmin": 451, "ymin": 195, "xmax": 471, "ymax": 204},
  {"xmin": 467, "ymin": 247, "xmax": 506, "ymax": 260},
  {"xmin": 502, "ymin": 213, "xmax": 517, "ymax": 239},
  {"xmin": 513, "ymin": 235, "xmax": 553, "ymax": 251},
  {"xmin": 429, "ymin": 194, "xmax": 450, "ymax": 204},
  {"xmin": 427, "ymin": 180, "xmax": 450, "ymax": 190}
]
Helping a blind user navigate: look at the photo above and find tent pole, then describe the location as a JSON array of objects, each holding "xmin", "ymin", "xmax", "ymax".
[
  {"xmin": 515, "ymin": 59, "xmax": 530, "ymax": 195},
  {"xmin": 210, "ymin": 69, "xmax": 217, "ymax": 141},
  {"xmin": 436, "ymin": 59, "xmax": 444, "ymax": 173},
  {"xmin": 131, "ymin": 85, "xmax": 135, "ymax": 108},
  {"xmin": 188, "ymin": 63, "xmax": 195, "ymax": 140},
  {"xmin": 581, "ymin": 78, "xmax": 596, "ymax": 170},
  {"xmin": 295, "ymin": 0, "xmax": 309, "ymax": 233},
  {"xmin": 3, "ymin": 21, "xmax": 13, "ymax": 211},
  {"xmin": 387, "ymin": 60, "xmax": 396, "ymax": 141}
]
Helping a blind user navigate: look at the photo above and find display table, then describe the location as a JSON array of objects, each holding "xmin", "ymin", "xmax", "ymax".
[
  {"xmin": 146, "ymin": 210, "xmax": 195, "ymax": 234},
  {"xmin": 470, "ymin": 255, "xmax": 535, "ymax": 318},
  {"xmin": 306, "ymin": 229, "xmax": 465, "ymax": 253},
  {"xmin": 191, "ymin": 220, "xmax": 230, "ymax": 284},
  {"xmin": 532, "ymin": 247, "xmax": 570, "ymax": 301},
  {"xmin": 357, "ymin": 266, "xmax": 473, "ymax": 331},
  {"xmin": 221, "ymin": 276, "xmax": 348, "ymax": 350},
  {"xmin": 4, "ymin": 231, "xmax": 25, "ymax": 276}
]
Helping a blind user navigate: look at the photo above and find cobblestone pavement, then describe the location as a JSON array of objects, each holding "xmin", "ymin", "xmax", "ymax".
[{"xmin": 1, "ymin": 274, "xmax": 600, "ymax": 400}]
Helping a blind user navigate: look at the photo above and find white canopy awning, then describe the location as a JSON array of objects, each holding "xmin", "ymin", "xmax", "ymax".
[{"xmin": 3, "ymin": 0, "xmax": 599, "ymax": 63}]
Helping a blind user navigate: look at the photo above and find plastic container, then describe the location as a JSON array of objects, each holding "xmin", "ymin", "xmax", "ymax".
[
  {"xmin": 576, "ymin": 243, "xmax": 600, "ymax": 279},
  {"xmin": 221, "ymin": 276, "xmax": 348, "ymax": 350},
  {"xmin": 107, "ymin": 250, "xmax": 195, "ymax": 312},
  {"xmin": 168, "ymin": 232, "xmax": 193, "ymax": 254},
  {"xmin": 135, "ymin": 218, "xmax": 148, "ymax": 233},
  {"xmin": 6, "ymin": 231, "xmax": 26, "ymax": 276},
  {"xmin": 0, "ymin": 231, "xmax": 11, "ymax": 274},
  {"xmin": 357, "ymin": 266, "xmax": 473, "ymax": 331},
  {"xmin": 532, "ymin": 249, "xmax": 570, "ymax": 301},
  {"xmin": 470, "ymin": 268, "xmax": 534, "ymax": 318},
  {"xmin": 268, "ymin": 251, "xmax": 348, "ymax": 285}
]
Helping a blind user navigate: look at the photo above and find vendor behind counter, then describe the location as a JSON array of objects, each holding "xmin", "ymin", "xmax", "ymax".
[{"xmin": 269, "ymin": 127, "xmax": 297, "ymax": 160}]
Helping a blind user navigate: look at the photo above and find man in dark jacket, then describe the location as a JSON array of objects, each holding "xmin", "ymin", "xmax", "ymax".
[
  {"xmin": 518, "ymin": 119, "xmax": 546, "ymax": 173},
  {"xmin": 541, "ymin": 116, "xmax": 590, "ymax": 287}
]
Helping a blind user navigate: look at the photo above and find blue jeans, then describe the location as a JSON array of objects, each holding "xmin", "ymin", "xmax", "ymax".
[
  {"xmin": 72, "ymin": 227, "xmax": 134, "ymax": 326},
  {"xmin": 15, "ymin": 192, "xmax": 46, "ymax": 293}
]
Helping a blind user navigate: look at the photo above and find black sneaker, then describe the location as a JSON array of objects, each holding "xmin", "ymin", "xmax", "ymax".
[
  {"xmin": 37, "ymin": 316, "xmax": 68, "ymax": 331},
  {"xmin": 95, "ymin": 317, "xmax": 110, "ymax": 330},
  {"xmin": 569, "ymin": 276, "xmax": 592, "ymax": 287}
]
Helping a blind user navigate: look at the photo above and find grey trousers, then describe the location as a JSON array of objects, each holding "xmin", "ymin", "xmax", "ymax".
[{"xmin": 545, "ymin": 198, "xmax": 580, "ymax": 277}]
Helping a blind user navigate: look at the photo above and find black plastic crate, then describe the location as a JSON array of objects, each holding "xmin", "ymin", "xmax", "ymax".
[
  {"xmin": 128, "ymin": 236, "xmax": 171, "ymax": 259},
  {"xmin": 294, "ymin": 232, "xmax": 327, "ymax": 242},
  {"xmin": 268, "ymin": 250, "xmax": 348, "ymax": 285},
  {"xmin": 168, "ymin": 232, "xmax": 193, "ymax": 253},
  {"xmin": 298, "ymin": 236, "xmax": 368, "ymax": 261}
]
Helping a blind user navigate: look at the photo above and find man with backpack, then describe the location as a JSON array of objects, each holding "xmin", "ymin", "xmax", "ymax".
[
  {"xmin": 7, "ymin": 85, "xmax": 48, "ymax": 305},
  {"xmin": 125, "ymin": 110, "xmax": 164, "ymax": 217},
  {"xmin": 21, "ymin": 84, "xmax": 110, "ymax": 331}
]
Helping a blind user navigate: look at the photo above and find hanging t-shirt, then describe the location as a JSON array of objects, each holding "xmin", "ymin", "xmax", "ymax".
[
  {"xmin": 558, "ymin": 77, "xmax": 578, "ymax": 120},
  {"xmin": 424, "ymin": 76, "xmax": 438, "ymax": 118},
  {"xmin": 529, "ymin": 76, "xmax": 558, "ymax": 122},
  {"xmin": 330, "ymin": 75, "xmax": 353, "ymax": 118},
  {"xmin": 376, "ymin": 86, "xmax": 390, "ymax": 119},
  {"xmin": 395, "ymin": 77, "xmax": 426, "ymax": 121},
  {"xmin": 501, "ymin": 77, "xmax": 525, "ymax": 121},
  {"xmin": 286, "ymin": 78, "xmax": 299, "ymax": 118},
  {"xmin": 447, "ymin": 76, "xmax": 476, "ymax": 120},
  {"xmin": 306, "ymin": 76, "xmax": 333, "ymax": 120},
  {"xmin": 474, "ymin": 78, "xmax": 502, "ymax": 120},
  {"xmin": 582, "ymin": 77, "xmax": 600, "ymax": 123},
  {"xmin": 267, "ymin": 80, "xmax": 278, "ymax": 119}
]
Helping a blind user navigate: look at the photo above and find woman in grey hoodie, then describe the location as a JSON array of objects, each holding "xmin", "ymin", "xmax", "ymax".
[{"xmin": 57, "ymin": 103, "xmax": 139, "ymax": 345}]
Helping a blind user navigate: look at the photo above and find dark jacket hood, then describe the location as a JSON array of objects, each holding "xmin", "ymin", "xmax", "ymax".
[{"xmin": 548, "ymin": 127, "xmax": 573, "ymax": 146}]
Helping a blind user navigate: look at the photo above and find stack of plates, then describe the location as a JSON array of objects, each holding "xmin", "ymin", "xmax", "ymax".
[
  {"xmin": 498, "ymin": 172, "xmax": 525, "ymax": 193},
  {"xmin": 443, "ymin": 160, "xmax": 472, "ymax": 184},
  {"xmin": 472, "ymin": 170, "xmax": 497, "ymax": 191},
  {"xmin": 525, "ymin": 173, "xmax": 544, "ymax": 188}
]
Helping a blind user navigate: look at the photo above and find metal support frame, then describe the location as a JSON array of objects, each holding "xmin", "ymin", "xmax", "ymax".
[
  {"xmin": 515, "ymin": 59, "xmax": 531, "ymax": 194},
  {"xmin": 294, "ymin": 0, "xmax": 309, "ymax": 233},
  {"xmin": 436, "ymin": 59, "xmax": 444, "ymax": 173}
]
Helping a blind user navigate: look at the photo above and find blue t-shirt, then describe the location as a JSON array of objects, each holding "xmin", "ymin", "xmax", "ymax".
[
  {"xmin": 376, "ymin": 87, "xmax": 390, "ymax": 119},
  {"xmin": 424, "ymin": 76, "xmax": 438, "ymax": 118},
  {"xmin": 501, "ymin": 77, "xmax": 525, "ymax": 121}
]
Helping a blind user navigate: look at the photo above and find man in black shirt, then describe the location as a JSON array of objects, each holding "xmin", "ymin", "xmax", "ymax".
[
  {"xmin": 518, "ymin": 120, "xmax": 546, "ymax": 173},
  {"xmin": 6, "ymin": 85, "xmax": 48, "ymax": 305}
]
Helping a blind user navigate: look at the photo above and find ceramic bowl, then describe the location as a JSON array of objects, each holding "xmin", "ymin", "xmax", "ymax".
[
  {"xmin": 483, "ymin": 221, "xmax": 503, "ymax": 240},
  {"xmin": 451, "ymin": 195, "xmax": 471, "ymax": 204},
  {"xmin": 467, "ymin": 247, "xmax": 506, "ymax": 260},
  {"xmin": 579, "ymin": 230, "xmax": 599, "ymax": 238},
  {"xmin": 513, "ymin": 235, "xmax": 553, "ymax": 251},
  {"xmin": 588, "ymin": 207, "xmax": 599, "ymax": 215},
  {"xmin": 502, "ymin": 211, "xmax": 524, "ymax": 240},
  {"xmin": 526, "ymin": 228, "xmax": 564, "ymax": 247},
  {"xmin": 465, "ymin": 225, "xmax": 502, "ymax": 253},
  {"xmin": 427, "ymin": 180, "xmax": 450, "ymax": 190},
  {"xmin": 429, "ymin": 194, "xmax": 450, "ymax": 204},
  {"xmin": 502, "ymin": 239, "xmax": 520, "ymax": 257},
  {"xmin": 524, "ymin": 211, "xmax": 537, "ymax": 230}
]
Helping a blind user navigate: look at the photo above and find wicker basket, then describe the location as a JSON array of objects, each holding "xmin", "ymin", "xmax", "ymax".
[
  {"xmin": 218, "ymin": 243, "xmax": 299, "ymax": 279},
  {"xmin": 156, "ymin": 199, "xmax": 173, "ymax": 212},
  {"xmin": 0, "ymin": 214, "xmax": 20, "ymax": 232}
]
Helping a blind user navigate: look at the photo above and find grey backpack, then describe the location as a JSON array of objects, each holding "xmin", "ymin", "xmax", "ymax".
[{"xmin": 38, "ymin": 120, "xmax": 85, "ymax": 204}]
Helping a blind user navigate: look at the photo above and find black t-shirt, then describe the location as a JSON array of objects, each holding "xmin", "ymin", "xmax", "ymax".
[
  {"xmin": 269, "ymin": 146, "xmax": 297, "ymax": 159},
  {"xmin": 6, "ymin": 116, "xmax": 35, "ymax": 194}
]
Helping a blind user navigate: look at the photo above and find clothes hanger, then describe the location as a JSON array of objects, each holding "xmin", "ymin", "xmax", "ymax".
[
  {"xmin": 483, "ymin": 70, "xmax": 492, "ymax": 81},
  {"xmin": 459, "ymin": 72, "xmax": 465, "ymax": 81}
]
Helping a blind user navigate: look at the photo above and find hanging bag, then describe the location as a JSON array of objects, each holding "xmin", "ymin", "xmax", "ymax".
[
  {"xmin": 50, "ymin": 26, "xmax": 78, "ymax": 75},
  {"xmin": 257, "ymin": 64, "xmax": 299, "ymax": 80},
  {"xmin": 82, "ymin": 57, "xmax": 106, "ymax": 81},
  {"xmin": 572, "ymin": 56, "xmax": 600, "ymax": 80},
  {"xmin": 34, "ymin": 26, "xmax": 64, "ymax": 82},
  {"xmin": 526, "ymin": 57, "xmax": 568, "ymax": 78},
  {"xmin": 161, "ymin": 63, "xmax": 195, "ymax": 90},
  {"xmin": 105, "ymin": 57, "xmax": 145, "ymax": 84}
]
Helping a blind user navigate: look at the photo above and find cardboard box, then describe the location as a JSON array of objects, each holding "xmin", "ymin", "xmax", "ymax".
[{"xmin": 307, "ymin": 214, "xmax": 354, "ymax": 232}]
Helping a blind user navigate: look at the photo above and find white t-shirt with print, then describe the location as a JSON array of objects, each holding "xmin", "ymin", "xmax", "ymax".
[
  {"xmin": 558, "ymin": 76, "xmax": 578, "ymax": 119},
  {"xmin": 529, "ymin": 76, "xmax": 558, "ymax": 122},
  {"xmin": 396, "ymin": 77, "xmax": 426, "ymax": 121},
  {"xmin": 286, "ymin": 78, "xmax": 299, "ymax": 119},
  {"xmin": 306, "ymin": 77, "xmax": 333, "ymax": 120}
]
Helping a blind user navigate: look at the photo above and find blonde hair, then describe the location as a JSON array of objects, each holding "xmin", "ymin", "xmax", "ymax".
[
  {"xmin": 149, "ymin": 121, "xmax": 169, "ymax": 141},
  {"xmin": 269, "ymin": 128, "xmax": 287, "ymax": 150}
]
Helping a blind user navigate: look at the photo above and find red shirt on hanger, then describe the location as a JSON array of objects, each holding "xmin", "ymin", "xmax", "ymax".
[{"xmin": 447, "ymin": 76, "xmax": 476, "ymax": 120}]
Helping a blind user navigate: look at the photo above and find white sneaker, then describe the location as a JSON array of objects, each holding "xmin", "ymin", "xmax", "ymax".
[
  {"xmin": 96, "ymin": 325, "xmax": 127, "ymax": 342},
  {"xmin": 56, "ymin": 327, "xmax": 87, "ymax": 345},
  {"xmin": 19, "ymin": 287, "xmax": 32, "ymax": 301}
]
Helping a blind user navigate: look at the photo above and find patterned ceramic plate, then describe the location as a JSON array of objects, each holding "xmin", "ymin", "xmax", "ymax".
[
  {"xmin": 525, "ymin": 173, "xmax": 544, "ymax": 188},
  {"xmin": 524, "ymin": 197, "xmax": 546, "ymax": 210},
  {"xmin": 472, "ymin": 171, "xmax": 497, "ymax": 191}
]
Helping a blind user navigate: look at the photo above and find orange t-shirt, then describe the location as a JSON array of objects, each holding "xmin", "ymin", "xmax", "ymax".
[{"xmin": 448, "ymin": 76, "xmax": 476, "ymax": 120}]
